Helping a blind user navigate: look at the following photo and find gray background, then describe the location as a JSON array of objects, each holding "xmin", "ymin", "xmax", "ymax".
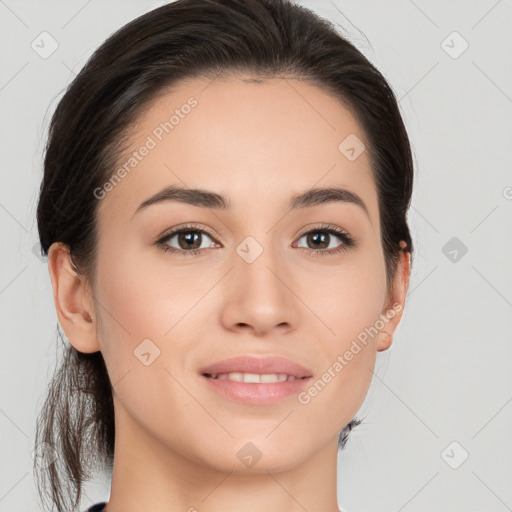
[{"xmin": 1, "ymin": 0, "xmax": 511, "ymax": 511}]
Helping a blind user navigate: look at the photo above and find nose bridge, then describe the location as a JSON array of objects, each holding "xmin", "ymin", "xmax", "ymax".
[
  {"xmin": 221, "ymin": 227, "xmax": 298, "ymax": 333},
  {"xmin": 234, "ymin": 229, "xmax": 285, "ymax": 298}
]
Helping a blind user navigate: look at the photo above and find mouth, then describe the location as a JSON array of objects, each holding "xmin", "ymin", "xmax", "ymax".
[
  {"xmin": 200, "ymin": 372, "xmax": 313, "ymax": 405},
  {"xmin": 198, "ymin": 355, "xmax": 313, "ymax": 404},
  {"xmin": 203, "ymin": 372, "xmax": 311, "ymax": 383}
]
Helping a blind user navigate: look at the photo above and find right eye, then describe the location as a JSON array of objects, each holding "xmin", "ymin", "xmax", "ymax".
[{"xmin": 156, "ymin": 224, "xmax": 219, "ymax": 256}]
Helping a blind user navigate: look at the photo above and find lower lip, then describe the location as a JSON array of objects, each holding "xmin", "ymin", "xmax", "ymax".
[{"xmin": 201, "ymin": 374, "xmax": 313, "ymax": 405}]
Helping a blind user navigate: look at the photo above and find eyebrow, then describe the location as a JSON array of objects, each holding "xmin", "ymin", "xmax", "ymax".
[{"xmin": 131, "ymin": 184, "xmax": 370, "ymax": 220}]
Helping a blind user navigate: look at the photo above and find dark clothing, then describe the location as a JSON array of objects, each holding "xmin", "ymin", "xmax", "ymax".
[{"xmin": 85, "ymin": 502, "xmax": 107, "ymax": 511}]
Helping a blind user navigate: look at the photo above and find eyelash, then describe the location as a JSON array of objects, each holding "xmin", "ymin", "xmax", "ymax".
[{"xmin": 155, "ymin": 223, "xmax": 356, "ymax": 258}]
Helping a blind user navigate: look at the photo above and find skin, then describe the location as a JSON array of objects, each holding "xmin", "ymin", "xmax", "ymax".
[{"xmin": 48, "ymin": 74, "xmax": 410, "ymax": 512}]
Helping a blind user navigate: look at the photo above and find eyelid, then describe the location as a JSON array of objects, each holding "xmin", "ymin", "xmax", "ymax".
[
  {"xmin": 296, "ymin": 222, "xmax": 351, "ymax": 238},
  {"xmin": 158, "ymin": 223, "xmax": 218, "ymax": 242}
]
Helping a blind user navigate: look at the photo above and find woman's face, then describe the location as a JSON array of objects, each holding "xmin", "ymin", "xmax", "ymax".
[{"xmin": 76, "ymin": 75, "xmax": 408, "ymax": 473}]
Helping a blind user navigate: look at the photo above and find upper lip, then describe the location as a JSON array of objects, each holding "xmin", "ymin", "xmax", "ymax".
[{"xmin": 199, "ymin": 355, "xmax": 313, "ymax": 379}]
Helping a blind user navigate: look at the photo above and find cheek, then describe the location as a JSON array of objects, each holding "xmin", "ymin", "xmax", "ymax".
[
  {"xmin": 305, "ymin": 250, "xmax": 386, "ymax": 410},
  {"xmin": 314, "ymin": 248, "xmax": 387, "ymax": 337},
  {"xmin": 92, "ymin": 250, "xmax": 196, "ymax": 430},
  {"xmin": 300, "ymin": 315, "xmax": 378, "ymax": 432},
  {"xmin": 92, "ymin": 242, "xmax": 211, "ymax": 398},
  {"xmin": 93, "ymin": 241, "xmax": 197, "ymax": 342},
  {"xmin": 91, "ymin": 246, "xmax": 168, "ymax": 384}
]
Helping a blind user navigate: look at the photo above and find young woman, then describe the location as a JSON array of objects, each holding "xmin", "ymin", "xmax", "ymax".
[{"xmin": 34, "ymin": 0, "xmax": 414, "ymax": 510}]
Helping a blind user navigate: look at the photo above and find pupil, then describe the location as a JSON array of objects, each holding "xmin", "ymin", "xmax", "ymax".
[
  {"xmin": 310, "ymin": 232, "xmax": 328, "ymax": 249},
  {"xmin": 180, "ymin": 231, "xmax": 200, "ymax": 249}
]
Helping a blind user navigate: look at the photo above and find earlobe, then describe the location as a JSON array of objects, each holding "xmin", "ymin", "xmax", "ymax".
[
  {"xmin": 377, "ymin": 243, "xmax": 411, "ymax": 352},
  {"xmin": 377, "ymin": 330, "xmax": 393, "ymax": 351},
  {"xmin": 47, "ymin": 242, "xmax": 100, "ymax": 354}
]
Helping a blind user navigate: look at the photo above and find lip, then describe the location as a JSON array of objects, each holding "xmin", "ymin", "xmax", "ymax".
[
  {"xmin": 198, "ymin": 355, "xmax": 313, "ymax": 405},
  {"xmin": 198, "ymin": 355, "xmax": 313, "ymax": 379},
  {"xmin": 202, "ymin": 375, "xmax": 313, "ymax": 405}
]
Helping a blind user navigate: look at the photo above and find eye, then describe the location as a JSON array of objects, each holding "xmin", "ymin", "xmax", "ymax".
[
  {"xmin": 155, "ymin": 222, "xmax": 356, "ymax": 257},
  {"xmin": 156, "ymin": 224, "xmax": 218, "ymax": 256},
  {"xmin": 294, "ymin": 224, "xmax": 356, "ymax": 256}
]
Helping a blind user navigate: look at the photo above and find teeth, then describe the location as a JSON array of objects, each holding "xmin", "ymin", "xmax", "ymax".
[{"xmin": 208, "ymin": 372, "xmax": 299, "ymax": 383}]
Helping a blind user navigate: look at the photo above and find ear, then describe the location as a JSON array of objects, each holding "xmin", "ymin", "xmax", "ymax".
[
  {"xmin": 47, "ymin": 242, "xmax": 101, "ymax": 354},
  {"xmin": 377, "ymin": 241, "xmax": 411, "ymax": 352}
]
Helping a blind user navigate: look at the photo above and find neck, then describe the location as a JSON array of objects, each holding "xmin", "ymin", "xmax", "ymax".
[{"xmin": 103, "ymin": 400, "xmax": 341, "ymax": 512}]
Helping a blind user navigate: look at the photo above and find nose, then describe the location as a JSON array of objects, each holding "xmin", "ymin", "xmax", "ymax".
[{"xmin": 219, "ymin": 240, "xmax": 300, "ymax": 337}]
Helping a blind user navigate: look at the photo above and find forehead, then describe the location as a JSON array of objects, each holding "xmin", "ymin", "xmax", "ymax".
[{"xmin": 96, "ymin": 74, "xmax": 378, "ymax": 226}]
